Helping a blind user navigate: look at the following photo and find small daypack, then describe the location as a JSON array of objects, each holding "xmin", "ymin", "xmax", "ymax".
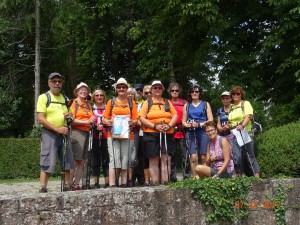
[{"xmin": 241, "ymin": 101, "xmax": 262, "ymax": 135}]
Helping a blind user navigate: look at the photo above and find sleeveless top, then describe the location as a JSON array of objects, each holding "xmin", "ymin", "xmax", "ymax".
[
  {"xmin": 187, "ymin": 101, "xmax": 207, "ymax": 123},
  {"xmin": 209, "ymin": 136, "xmax": 234, "ymax": 173}
]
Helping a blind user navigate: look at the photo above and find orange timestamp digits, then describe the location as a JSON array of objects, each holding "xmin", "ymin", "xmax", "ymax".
[{"xmin": 233, "ymin": 200, "xmax": 281, "ymax": 209}]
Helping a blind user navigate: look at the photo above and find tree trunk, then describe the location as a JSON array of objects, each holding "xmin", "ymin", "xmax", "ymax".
[{"xmin": 34, "ymin": 0, "xmax": 41, "ymax": 127}]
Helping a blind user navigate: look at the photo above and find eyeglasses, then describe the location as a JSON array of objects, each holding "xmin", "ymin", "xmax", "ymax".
[
  {"xmin": 232, "ymin": 93, "xmax": 241, "ymax": 96},
  {"xmin": 95, "ymin": 94, "xmax": 104, "ymax": 97},
  {"xmin": 221, "ymin": 97, "xmax": 229, "ymax": 100},
  {"xmin": 144, "ymin": 92, "xmax": 151, "ymax": 95},
  {"xmin": 152, "ymin": 86, "xmax": 163, "ymax": 90},
  {"xmin": 171, "ymin": 90, "xmax": 179, "ymax": 93},
  {"xmin": 190, "ymin": 90, "xmax": 199, "ymax": 94},
  {"xmin": 117, "ymin": 85, "xmax": 127, "ymax": 90},
  {"xmin": 50, "ymin": 80, "xmax": 62, "ymax": 84}
]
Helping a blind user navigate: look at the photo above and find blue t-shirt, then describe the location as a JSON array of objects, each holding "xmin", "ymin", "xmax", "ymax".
[
  {"xmin": 187, "ymin": 101, "xmax": 207, "ymax": 123},
  {"xmin": 216, "ymin": 107, "xmax": 230, "ymax": 136}
]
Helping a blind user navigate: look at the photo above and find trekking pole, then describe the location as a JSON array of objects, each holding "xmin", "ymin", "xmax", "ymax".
[
  {"xmin": 164, "ymin": 124, "xmax": 169, "ymax": 182},
  {"xmin": 85, "ymin": 124, "xmax": 94, "ymax": 189},
  {"xmin": 239, "ymin": 130, "xmax": 255, "ymax": 176},
  {"xmin": 61, "ymin": 136, "xmax": 66, "ymax": 192},
  {"xmin": 159, "ymin": 122, "xmax": 163, "ymax": 184}
]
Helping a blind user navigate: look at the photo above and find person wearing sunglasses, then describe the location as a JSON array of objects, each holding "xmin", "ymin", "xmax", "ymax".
[
  {"xmin": 228, "ymin": 86, "xmax": 260, "ymax": 178},
  {"xmin": 182, "ymin": 85, "xmax": 213, "ymax": 178},
  {"xmin": 139, "ymin": 80, "xmax": 178, "ymax": 185},
  {"xmin": 103, "ymin": 78, "xmax": 139, "ymax": 187},
  {"xmin": 36, "ymin": 72, "xmax": 74, "ymax": 193},
  {"xmin": 168, "ymin": 82, "xmax": 190, "ymax": 181},
  {"xmin": 90, "ymin": 89, "xmax": 109, "ymax": 188}
]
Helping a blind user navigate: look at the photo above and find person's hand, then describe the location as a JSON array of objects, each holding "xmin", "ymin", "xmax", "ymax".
[
  {"xmin": 89, "ymin": 116, "xmax": 96, "ymax": 124},
  {"xmin": 237, "ymin": 124, "xmax": 244, "ymax": 131},
  {"xmin": 63, "ymin": 112, "xmax": 73, "ymax": 120},
  {"xmin": 128, "ymin": 120, "xmax": 135, "ymax": 127},
  {"xmin": 162, "ymin": 123, "xmax": 171, "ymax": 131},
  {"xmin": 97, "ymin": 124, "xmax": 104, "ymax": 131},
  {"xmin": 212, "ymin": 173, "xmax": 219, "ymax": 179},
  {"xmin": 56, "ymin": 126, "xmax": 68, "ymax": 135},
  {"xmin": 209, "ymin": 154, "xmax": 216, "ymax": 162},
  {"xmin": 105, "ymin": 119, "xmax": 113, "ymax": 127}
]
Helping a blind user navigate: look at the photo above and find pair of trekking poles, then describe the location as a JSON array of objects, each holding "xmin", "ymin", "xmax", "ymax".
[{"xmin": 159, "ymin": 121, "xmax": 170, "ymax": 183}]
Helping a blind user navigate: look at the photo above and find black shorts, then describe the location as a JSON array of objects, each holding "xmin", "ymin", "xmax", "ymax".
[{"xmin": 143, "ymin": 132, "xmax": 175, "ymax": 158}]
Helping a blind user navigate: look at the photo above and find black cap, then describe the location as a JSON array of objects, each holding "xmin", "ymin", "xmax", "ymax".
[
  {"xmin": 48, "ymin": 72, "xmax": 62, "ymax": 80},
  {"xmin": 133, "ymin": 83, "xmax": 143, "ymax": 90}
]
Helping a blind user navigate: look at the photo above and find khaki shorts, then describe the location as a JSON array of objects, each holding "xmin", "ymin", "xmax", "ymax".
[{"xmin": 71, "ymin": 129, "xmax": 90, "ymax": 160}]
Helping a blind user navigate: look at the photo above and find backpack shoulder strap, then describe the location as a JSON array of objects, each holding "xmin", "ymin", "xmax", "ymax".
[
  {"xmin": 203, "ymin": 101, "xmax": 208, "ymax": 118},
  {"xmin": 219, "ymin": 136, "xmax": 224, "ymax": 148},
  {"xmin": 128, "ymin": 97, "xmax": 133, "ymax": 116},
  {"xmin": 45, "ymin": 92, "xmax": 51, "ymax": 107},
  {"xmin": 147, "ymin": 98, "xmax": 153, "ymax": 114},
  {"xmin": 110, "ymin": 97, "xmax": 116, "ymax": 116},
  {"xmin": 164, "ymin": 98, "xmax": 170, "ymax": 112},
  {"xmin": 241, "ymin": 100, "xmax": 245, "ymax": 113}
]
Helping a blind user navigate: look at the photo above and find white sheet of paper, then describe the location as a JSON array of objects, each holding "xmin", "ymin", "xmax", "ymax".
[{"xmin": 232, "ymin": 128, "xmax": 252, "ymax": 147}]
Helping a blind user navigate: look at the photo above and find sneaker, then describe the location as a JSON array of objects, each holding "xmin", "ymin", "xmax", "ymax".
[
  {"xmin": 170, "ymin": 177, "xmax": 178, "ymax": 182},
  {"xmin": 120, "ymin": 184, "xmax": 127, "ymax": 188},
  {"xmin": 72, "ymin": 184, "xmax": 82, "ymax": 191},
  {"xmin": 143, "ymin": 182, "xmax": 150, "ymax": 187},
  {"xmin": 39, "ymin": 187, "xmax": 48, "ymax": 193},
  {"xmin": 93, "ymin": 183, "xmax": 100, "ymax": 189},
  {"xmin": 127, "ymin": 180, "xmax": 134, "ymax": 187}
]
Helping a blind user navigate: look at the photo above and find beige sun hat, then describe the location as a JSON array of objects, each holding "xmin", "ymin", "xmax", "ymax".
[
  {"xmin": 113, "ymin": 77, "xmax": 130, "ymax": 89},
  {"xmin": 73, "ymin": 82, "xmax": 91, "ymax": 96}
]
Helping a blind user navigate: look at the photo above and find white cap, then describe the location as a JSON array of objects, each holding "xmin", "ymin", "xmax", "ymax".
[
  {"xmin": 74, "ymin": 82, "xmax": 91, "ymax": 96},
  {"xmin": 221, "ymin": 91, "xmax": 230, "ymax": 96},
  {"xmin": 151, "ymin": 80, "xmax": 164, "ymax": 87},
  {"xmin": 113, "ymin": 78, "xmax": 130, "ymax": 89}
]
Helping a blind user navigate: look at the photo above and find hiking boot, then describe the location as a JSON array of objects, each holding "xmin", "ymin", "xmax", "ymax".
[
  {"xmin": 170, "ymin": 177, "xmax": 178, "ymax": 183},
  {"xmin": 120, "ymin": 184, "xmax": 127, "ymax": 188},
  {"xmin": 104, "ymin": 183, "xmax": 109, "ymax": 188},
  {"xmin": 39, "ymin": 187, "xmax": 48, "ymax": 193}
]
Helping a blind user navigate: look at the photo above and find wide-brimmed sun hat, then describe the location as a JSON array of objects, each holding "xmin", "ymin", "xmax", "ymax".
[
  {"xmin": 73, "ymin": 82, "xmax": 91, "ymax": 96},
  {"xmin": 113, "ymin": 78, "xmax": 130, "ymax": 89}
]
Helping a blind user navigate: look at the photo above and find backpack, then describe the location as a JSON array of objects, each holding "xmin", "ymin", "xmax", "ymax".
[
  {"xmin": 109, "ymin": 97, "xmax": 133, "ymax": 116},
  {"xmin": 73, "ymin": 99, "xmax": 91, "ymax": 115},
  {"xmin": 241, "ymin": 101, "xmax": 262, "ymax": 135},
  {"xmin": 45, "ymin": 91, "xmax": 68, "ymax": 108},
  {"xmin": 146, "ymin": 98, "xmax": 170, "ymax": 118}
]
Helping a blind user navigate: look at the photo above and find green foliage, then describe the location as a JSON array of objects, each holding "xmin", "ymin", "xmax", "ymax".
[
  {"xmin": 267, "ymin": 182, "xmax": 294, "ymax": 225},
  {"xmin": 169, "ymin": 177, "xmax": 260, "ymax": 223},
  {"xmin": 256, "ymin": 120, "xmax": 300, "ymax": 178},
  {"xmin": 0, "ymin": 138, "xmax": 60, "ymax": 179}
]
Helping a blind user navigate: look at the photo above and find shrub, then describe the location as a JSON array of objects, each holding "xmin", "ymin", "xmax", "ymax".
[
  {"xmin": 256, "ymin": 120, "xmax": 300, "ymax": 178},
  {"xmin": 0, "ymin": 138, "xmax": 60, "ymax": 179}
]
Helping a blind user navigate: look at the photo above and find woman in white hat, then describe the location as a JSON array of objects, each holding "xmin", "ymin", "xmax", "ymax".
[
  {"xmin": 70, "ymin": 82, "xmax": 95, "ymax": 190},
  {"xmin": 103, "ymin": 78, "xmax": 139, "ymax": 187}
]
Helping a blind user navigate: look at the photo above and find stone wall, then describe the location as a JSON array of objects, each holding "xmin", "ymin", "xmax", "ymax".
[{"xmin": 0, "ymin": 179, "xmax": 299, "ymax": 225}]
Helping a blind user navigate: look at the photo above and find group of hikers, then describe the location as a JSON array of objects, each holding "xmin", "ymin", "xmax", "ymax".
[{"xmin": 37, "ymin": 72, "xmax": 260, "ymax": 193}]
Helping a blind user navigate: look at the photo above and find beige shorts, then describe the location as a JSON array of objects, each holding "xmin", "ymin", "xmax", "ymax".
[{"xmin": 107, "ymin": 137, "xmax": 130, "ymax": 169}]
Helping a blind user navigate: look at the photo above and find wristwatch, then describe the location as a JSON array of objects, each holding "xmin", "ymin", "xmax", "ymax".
[{"xmin": 154, "ymin": 124, "xmax": 157, "ymax": 129}]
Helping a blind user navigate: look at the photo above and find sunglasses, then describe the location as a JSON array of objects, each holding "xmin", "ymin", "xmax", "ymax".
[
  {"xmin": 152, "ymin": 86, "xmax": 163, "ymax": 90},
  {"xmin": 232, "ymin": 93, "xmax": 241, "ymax": 96},
  {"xmin": 95, "ymin": 94, "xmax": 104, "ymax": 97},
  {"xmin": 144, "ymin": 92, "xmax": 151, "ymax": 95},
  {"xmin": 50, "ymin": 79, "xmax": 62, "ymax": 84},
  {"xmin": 190, "ymin": 90, "xmax": 199, "ymax": 94},
  {"xmin": 171, "ymin": 90, "xmax": 179, "ymax": 93},
  {"xmin": 117, "ymin": 85, "xmax": 128, "ymax": 90},
  {"xmin": 221, "ymin": 97, "xmax": 229, "ymax": 100}
]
